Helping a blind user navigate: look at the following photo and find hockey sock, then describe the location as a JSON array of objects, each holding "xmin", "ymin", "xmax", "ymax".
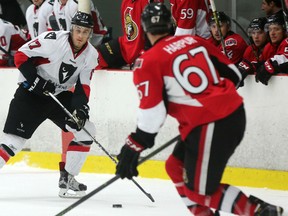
[
  {"xmin": 65, "ymin": 141, "xmax": 90, "ymax": 176},
  {"xmin": 0, "ymin": 146, "xmax": 10, "ymax": 168},
  {"xmin": 184, "ymin": 183, "xmax": 258, "ymax": 215},
  {"xmin": 166, "ymin": 155, "xmax": 216, "ymax": 215}
]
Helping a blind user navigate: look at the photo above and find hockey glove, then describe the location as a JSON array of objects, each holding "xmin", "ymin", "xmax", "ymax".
[
  {"xmin": 116, "ymin": 135, "xmax": 145, "ymax": 179},
  {"xmin": 66, "ymin": 104, "xmax": 90, "ymax": 131},
  {"xmin": 255, "ymin": 59, "xmax": 279, "ymax": 85},
  {"xmin": 24, "ymin": 75, "xmax": 55, "ymax": 96}
]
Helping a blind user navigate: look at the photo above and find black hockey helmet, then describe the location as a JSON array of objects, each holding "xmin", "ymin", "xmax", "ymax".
[
  {"xmin": 247, "ymin": 17, "xmax": 267, "ymax": 36},
  {"xmin": 71, "ymin": 11, "xmax": 94, "ymax": 28},
  {"xmin": 264, "ymin": 14, "xmax": 286, "ymax": 32},
  {"xmin": 141, "ymin": 2, "xmax": 172, "ymax": 34},
  {"xmin": 209, "ymin": 11, "xmax": 231, "ymax": 26}
]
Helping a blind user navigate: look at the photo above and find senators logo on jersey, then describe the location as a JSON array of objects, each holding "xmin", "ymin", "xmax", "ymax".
[
  {"xmin": 225, "ymin": 38, "xmax": 237, "ymax": 47},
  {"xmin": 59, "ymin": 62, "xmax": 77, "ymax": 84},
  {"xmin": 124, "ymin": 7, "xmax": 138, "ymax": 41}
]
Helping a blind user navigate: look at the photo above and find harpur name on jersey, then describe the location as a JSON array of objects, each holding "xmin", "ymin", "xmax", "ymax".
[{"xmin": 163, "ymin": 37, "xmax": 197, "ymax": 54}]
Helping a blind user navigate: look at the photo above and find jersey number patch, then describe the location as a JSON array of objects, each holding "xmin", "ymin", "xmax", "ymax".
[{"xmin": 173, "ymin": 46, "xmax": 219, "ymax": 94}]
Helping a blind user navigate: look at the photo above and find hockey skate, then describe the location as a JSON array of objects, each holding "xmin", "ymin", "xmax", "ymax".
[
  {"xmin": 58, "ymin": 162, "xmax": 87, "ymax": 198},
  {"xmin": 249, "ymin": 195, "xmax": 283, "ymax": 216}
]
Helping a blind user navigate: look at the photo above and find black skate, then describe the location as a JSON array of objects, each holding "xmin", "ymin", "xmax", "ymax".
[
  {"xmin": 249, "ymin": 195, "xmax": 283, "ymax": 216},
  {"xmin": 58, "ymin": 162, "xmax": 87, "ymax": 198}
]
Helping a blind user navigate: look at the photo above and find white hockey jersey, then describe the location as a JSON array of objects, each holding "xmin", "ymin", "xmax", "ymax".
[
  {"xmin": 53, "ymin": 0, "xmax": 107, "ymax": 46},
  {"xmin": 0, "ymin": 18, "xmax": 28, "ymax": 65},
  {"xmin": 17, "ymin": 31, "xmax": 99, "ymax": 96},
  {"xmin": 26, "ymin": 4, "xmax": 40, "ymax": 39},
  {"xmin": 38, "ymin": 0, "xmax": 59, "ymax": 34}
]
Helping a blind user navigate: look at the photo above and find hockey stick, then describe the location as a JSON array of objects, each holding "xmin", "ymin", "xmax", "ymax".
[
  {"xmin": 55, "ymin": 135, "xmax": 180, "ymax": 216},
  {"xmin": 280, "ymin": 0, "xmax": 288, "ymax": 33},
  {"xmin": 0, "ymin": 45, "xmax": 13, "ymax": 58},
  {"xmin": 48, "ymin": 92, "xmax": 155, "ymax": 203},
  {"xmin": 209, "ymin": 0, "xmax": 227, "ymax": 56}
]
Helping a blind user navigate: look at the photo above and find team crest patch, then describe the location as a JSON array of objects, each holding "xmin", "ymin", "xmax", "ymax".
[
  {"xmin": 59, "ymin": 62, "xmax": 77, "ymax": 84},
  {"xmin": 124, "ymin": 7, "xmax": 138, "ymax": 41},
  {"xmin": 44, "ymin": 32, "xmax": 56, "ymax": 40},
  {"xmin": 225, "ymin": 38, "xmax": 237, "ymax": 46}
]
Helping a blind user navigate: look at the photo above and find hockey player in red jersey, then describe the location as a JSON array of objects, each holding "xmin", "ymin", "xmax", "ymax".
[
  {"xmin": 256, "ymin": 13, "xmax": 288, "ymax": 85},
  {"xmin": 237, "ymin": 17, "xmax": 268, "ymax": 85},
  {"xmin": 170, "ymin": 0, "xmax": 211, "ymax": 39},
  {"xmin": 209, "ymin": 11, "xmax": 248, "ymax": 65},
  {"xmin": 96, "ymin": 0, "xmax": 164, "ymax": 69},
  {"xmin": 0, "ymin": 11, "xmax": 98, "ymax": 198},
  {"xmin": 115, "ymin": 3, "xmax": 284, "ymax": 216},
  {"xmin": 0, "ymin": 18, "xmax": 28, "ymax": 66}
]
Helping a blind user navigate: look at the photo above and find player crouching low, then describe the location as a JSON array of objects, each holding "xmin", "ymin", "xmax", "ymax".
[{"xmin": 0, "ymin": 11, "xmax": 98, "ymax": 198}]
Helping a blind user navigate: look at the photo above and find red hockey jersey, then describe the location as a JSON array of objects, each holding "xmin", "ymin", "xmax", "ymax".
[
  {"xmin": 133, "ymin": 35, "xmax": 243, "ymax": 139},
  {"xmin": 119, "ymin": 0, "xmax": 164, "ymax": 64},
  {"xmin": 170, "ymin": 0, "xmax": 211, "ymax": 39}
]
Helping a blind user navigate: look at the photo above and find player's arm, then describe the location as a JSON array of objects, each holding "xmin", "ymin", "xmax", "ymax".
[
  {"xmin": 14, "ymin": 32, "xmax": 56, "ymax": 95},
  {"xmin": 256, "ymin": 39, "xmax": 288, "ymax": 85},
  {"xmin": 116, "ymin": 58, "xmax": 167, "ymax": 179},
  {"xmin": 174, "ymin": 1, "xmax": 198, "ymax": 35},
  {"xmin": 210, "ymin": 53, "xmax": 242, "ymax": 87}
]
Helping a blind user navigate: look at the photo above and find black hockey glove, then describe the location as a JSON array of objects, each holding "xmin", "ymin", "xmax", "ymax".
[
  {"xmin": 255, "ymin": 59, "xmax": 279, "ymax": 85},
  {"xmin": 116, "ymin": 135, "xmax": 145, "ymax": 179},
  {"xmin": 66, "ymin": 104, "xmax": 89, "ymax": 131},
  {"xmin": 24, "ymin": 75, "xmax": 55, "ymax": 96}
]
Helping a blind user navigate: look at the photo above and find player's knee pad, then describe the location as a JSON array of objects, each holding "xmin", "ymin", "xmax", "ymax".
[
  {"xmin": 0, "ymin": 133, "xmax": 27, "ymax": 157},
  {"xmin": 72, "ymin": 120, "xmax": 96, "ymax": 145},
  {"xmin": 96, "ymin": 38, "xmax": 127, "ymax": 68}
]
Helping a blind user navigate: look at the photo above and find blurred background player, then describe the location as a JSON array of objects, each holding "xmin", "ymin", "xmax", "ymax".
[
  {"xmin": 0, "ymin": 18, "xmax": 29, "ymax": 67},
  {"xmin": 170, "ymin": 0, "xmax": 211, "ymax": 39},
  {"xmin": 38, "ymin": 0, "xmax": 59, "ymax": 34},
  {"xmin": 26, "ymin": 0, "xmax": 46, "ymax": 39},
  {"xmin": 238, "ymin": 17, "xmax": 268, "ymax": 85},
  {"xmin": 0, "ymin": 10, "xmax": 98, "ymax": 198},
  {"xmin": 261, "ymin": 0, "xmax": 283, "ymax": 16},
  {"xmin": 53, "ymin": 0, "xmax": 107, "ymax": 47},
  {"xmin": 96, "ymin": 0, "xmax": 164, "ymax": 69},
  {"xmin": 209, "ymin": 11, "xmax": 248, "ymax": 65},
  {"xmin": 115, "ymin": 3, "xmax": 284, "ymax": 216},
  {"xmin": 256, "ymin": 13, "xmax": 288, "ymax": 85}
]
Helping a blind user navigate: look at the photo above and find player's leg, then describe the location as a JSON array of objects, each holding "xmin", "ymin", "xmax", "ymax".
[
  {"xmin": 183, "ymin": 105, "xmax": 283, "ymax": 215},
  {"xmin": 0, "ymin": 86, "xmax": 49, "ymax": 168},
  {"xmin": 51, "ymin": 91, "xmax": 96, "ymax": 198},
  {"xmin": 165, "ymin": 141, "xmax": 217, "ymax": 215}
]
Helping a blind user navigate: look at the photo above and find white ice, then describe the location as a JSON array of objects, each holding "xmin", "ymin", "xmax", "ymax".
[{"xmin": 0, "ymin": 163, "xmax": 287, "ymax": 216}]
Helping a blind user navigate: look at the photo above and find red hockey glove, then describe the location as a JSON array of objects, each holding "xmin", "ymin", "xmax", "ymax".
[{"xmin": 116, "ymin": 135, "xmax": 145, "ymax": 179}]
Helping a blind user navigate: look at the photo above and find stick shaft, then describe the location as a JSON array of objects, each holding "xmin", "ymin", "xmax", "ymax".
[
  {"xmin": 54, "ymin": 135, "xmax": 180, "ymax": 216},
  {"xmin": 209, "ymin": 0, "xmax": 227, "ymax": 56},
  {"xmin": 49, "ymin": 92, "xmax": 155, "ymax": 202}
]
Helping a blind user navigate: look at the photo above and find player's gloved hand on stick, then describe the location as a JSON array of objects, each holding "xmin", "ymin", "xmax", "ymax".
[
  {"xmin": 116, "ymin": 135, "xmax": 145, "ymax": 179},
  {"xmin": 66, "ymin": 104, "xmax": 89, "ymax": 131},
  {"xmin": 255, "ymin": 59, "xmax": 279, "ymax": 85},
  {"xmin": 24, "ymin": 75, "xmax": 55, "ymax": 96}
]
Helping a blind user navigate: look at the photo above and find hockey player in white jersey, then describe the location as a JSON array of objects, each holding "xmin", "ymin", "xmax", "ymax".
[
  {"xmin": 0, "ymin": 11, "xmax": 98, "ymax": 198},
  {"xmin": 26, "ymin": 0, "xmax": 59, "ymax": 39},
  {"xmin": 0, "ymin": 18, "xmax": 28, "ymax": 66},
  {"xmin": 53, "ymin": 0, "xmax": 107, "ymax": 46}
]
